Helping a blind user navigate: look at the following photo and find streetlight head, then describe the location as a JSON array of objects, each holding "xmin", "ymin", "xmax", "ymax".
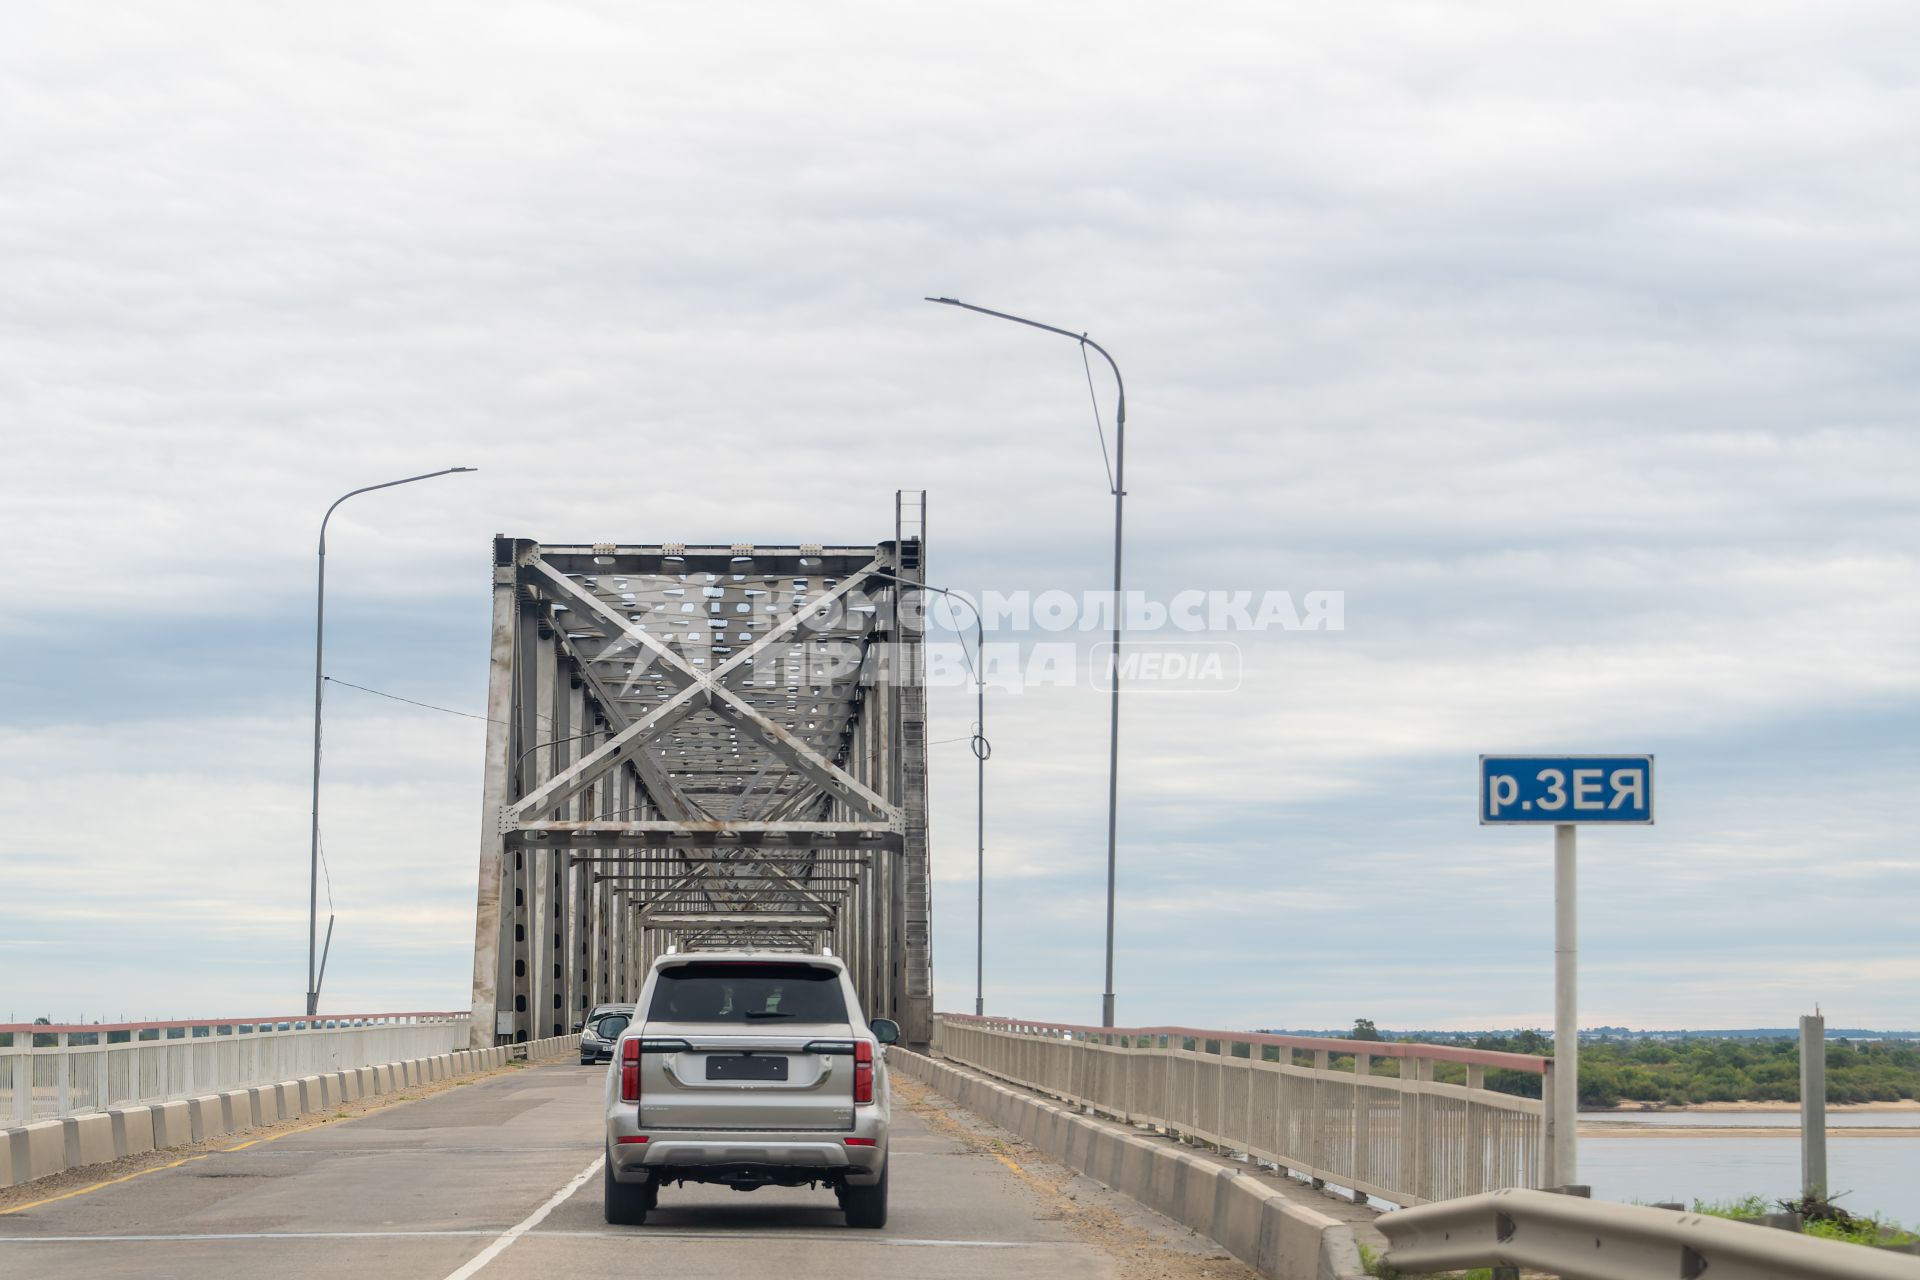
[
  {"xmin": 451, "ymin": 466, "xmax": 478, "ymax": 473},
  {"xmin": 925, "ymin": 296, "xmax": 960, "ymax": 305}
]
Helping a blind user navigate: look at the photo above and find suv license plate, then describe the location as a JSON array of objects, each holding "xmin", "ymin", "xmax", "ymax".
[{"xmin": 706, "ymin": 1054, "xmax": 788, "ymax": 1082}]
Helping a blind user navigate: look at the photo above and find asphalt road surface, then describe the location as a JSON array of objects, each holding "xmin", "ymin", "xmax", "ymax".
[{"xmin": 0, "ymin": 1060, "xmax": 1119, "ymax": 1279}]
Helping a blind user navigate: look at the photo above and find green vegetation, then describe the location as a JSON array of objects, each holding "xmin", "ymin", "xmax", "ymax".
[
  {"xmin": 1344, "ymin": 1023, "xmax": 1920, "ymax": 1106},
  {"xmin": 1357, "ymin": 1241, "xmax": 1499, "ymax": 1280},
  {"xmin": 1691, "ymin": 1194, "xmax": 1918, "ymax": 1249},
  {"xmin": 1534, "ymin": 1035, "xmax": 1916, "ymax": 1107},
  {"xmin": 1691, "ymin": 1194, "xmax": 1770, "ymax": 1220},
  {"xmin": 1804, "ymin": 1216, "xmax": 1919, "ymax": 1248}
]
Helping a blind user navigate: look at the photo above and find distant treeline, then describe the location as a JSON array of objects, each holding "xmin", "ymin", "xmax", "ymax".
[{"xmin": 1431, "ymin": 1029, "xmax": 1920, "ymax": 1106}]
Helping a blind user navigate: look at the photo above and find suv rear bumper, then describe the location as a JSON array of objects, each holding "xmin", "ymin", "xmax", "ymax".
[{"xmin": 608, "ymin": 1131, "xmax": 886, "ymax": 1184}]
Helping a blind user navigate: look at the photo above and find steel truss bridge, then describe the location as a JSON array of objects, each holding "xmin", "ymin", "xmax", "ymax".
[{"xmin": 468, "ymin": 493, "xmax": 933, "ymax": 1048}]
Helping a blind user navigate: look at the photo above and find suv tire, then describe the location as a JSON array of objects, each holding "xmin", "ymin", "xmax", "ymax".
[
  {"xmin": 841, "ymin": 1159, "xmax": 888, "ymax": 1229},
  {"xmin": 603, "ymin": 1149, "xmax": 652, "ymax": 1225}
]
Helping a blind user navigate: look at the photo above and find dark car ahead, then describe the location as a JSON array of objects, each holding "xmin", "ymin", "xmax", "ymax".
[{"xmin": 577, "ymin": 1003, "xmax": 636, "ymax": 1064}]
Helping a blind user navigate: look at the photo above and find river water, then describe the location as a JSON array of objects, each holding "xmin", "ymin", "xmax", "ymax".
[{"xmin": 1581, "ymin": 1112, "xmax": 1920, "ymax": 1224}]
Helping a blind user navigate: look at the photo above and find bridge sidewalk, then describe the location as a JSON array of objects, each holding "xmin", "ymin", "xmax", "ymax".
[{"xmin": 898, "ymin": 1049, "xmax": 1382, "ymax": 1280}]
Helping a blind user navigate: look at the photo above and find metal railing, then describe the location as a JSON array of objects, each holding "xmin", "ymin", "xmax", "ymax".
[
  {"xmin": 0, "ymin": 1012, "xmax": 469, "ymax": 1122},
  {"xmin": 1378, "ymin": 1187, "xmax": 1920, "ymax": 1279},
  {"xmin": 935, "ymin": 1012, "xmax": 1547, "ymax": 1206}
]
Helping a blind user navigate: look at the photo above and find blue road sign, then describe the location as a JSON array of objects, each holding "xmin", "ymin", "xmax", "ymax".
[{"xmin": 1480, "ymin": 755, "xmax": 1654, "ymax": 825}]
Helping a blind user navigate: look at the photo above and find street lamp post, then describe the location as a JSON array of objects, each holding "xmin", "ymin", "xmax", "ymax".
[
  {"xmin": 924, "ymin": 297, "xmax": 1127, "ymax": 1029},
  {"xmin": 871, "ymin": 571, "xmax": 989, "ymax": 1016},
  {"xmin": 307, "ymin": 467, "xmax": 476, "ymax": 1018}
]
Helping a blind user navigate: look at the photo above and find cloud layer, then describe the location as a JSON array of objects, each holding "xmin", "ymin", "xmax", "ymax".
[{"xmin": 2, "ymin": 1, "xmax": 1916, "ymax": 1029}]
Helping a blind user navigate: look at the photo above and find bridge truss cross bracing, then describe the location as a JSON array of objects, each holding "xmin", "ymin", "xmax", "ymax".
[{"xmin": 469, "ymin": 501, "xmax": 933, "ymax": 1049}]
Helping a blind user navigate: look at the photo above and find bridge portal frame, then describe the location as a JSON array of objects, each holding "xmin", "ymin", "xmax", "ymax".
[{"xmin": 469, "ymin": 506, "xmax": 932, "ymax": 1050}]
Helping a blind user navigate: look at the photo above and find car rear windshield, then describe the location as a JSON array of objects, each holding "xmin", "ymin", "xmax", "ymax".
[{"xmin": 647, "ymin": 962, "xmax": 848, "ymax": 1024}]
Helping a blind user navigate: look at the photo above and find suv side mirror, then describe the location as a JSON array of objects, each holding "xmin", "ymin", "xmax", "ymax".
[
  {"xmin": 870, "ymin": 1017, "xmax": 901, "ymax": 1045},
  {"xmin": 572, "ymin": 1021, "xmax": 584, "ymax": 1034}
]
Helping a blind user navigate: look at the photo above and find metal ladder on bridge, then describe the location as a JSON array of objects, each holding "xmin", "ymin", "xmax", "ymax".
[{"xmin": 894, "ymin": 490, "xmax": 924, "ymax": 568}]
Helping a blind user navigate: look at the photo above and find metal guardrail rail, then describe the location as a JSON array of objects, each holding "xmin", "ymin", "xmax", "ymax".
[
  {"xmin": 0, "ymin": 1012, "xmax": 469, "ymax": 1122},
  {"xmin": 935, "ymin": 1013, "xmax": 1547, "ymax": 1206},
  {"xmin": 1378, "ymin": 1188, "xmax": 1920, "ymax": 1279}
]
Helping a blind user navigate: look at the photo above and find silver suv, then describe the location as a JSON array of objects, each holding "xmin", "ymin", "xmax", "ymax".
[{"xmin": 602, "ymin": 951, "xmax": 899, "ymax": 1228}]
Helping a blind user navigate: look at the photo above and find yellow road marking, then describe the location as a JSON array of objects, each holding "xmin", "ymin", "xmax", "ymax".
[
  {"xmin": 0, "ymin": 1157, "xmax": 200, "ymax": 1215},
  {"xmin": 1, "ymin": 1064, "xmax": 535, "ymax": 1218},
  {"xmin": 220, "ymin": 1118, "xmax": 338, "ymax": 1153}
]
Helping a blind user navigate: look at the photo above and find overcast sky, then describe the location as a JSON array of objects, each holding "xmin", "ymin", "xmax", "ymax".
[{"xmin": 2, "ymin": 2, "xmax": 1916, "ymax": 1031}]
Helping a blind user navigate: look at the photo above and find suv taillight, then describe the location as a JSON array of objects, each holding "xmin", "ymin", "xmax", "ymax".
[
  {"xmin": 853, "ymin": 1039, "xmax": 874, "ymax": 1105},
  {"xmin": 620, "ymin": 1038, "xmax": 641, "ymax": 1102}
]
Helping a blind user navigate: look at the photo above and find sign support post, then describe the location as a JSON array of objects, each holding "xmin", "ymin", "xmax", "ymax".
[{"xmin": 1554, "ymin": 822, "xmax": 1578, "ymax": 1185}]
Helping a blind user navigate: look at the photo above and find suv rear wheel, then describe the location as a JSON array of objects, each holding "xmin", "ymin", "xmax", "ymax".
[
  {"xmin": 603, "ymin": 1150, "xmax": 656, "ymax": 1225},
  {"xmin": 841, "ymin": 1160, "xmax": 888, "ymax": 1229}
]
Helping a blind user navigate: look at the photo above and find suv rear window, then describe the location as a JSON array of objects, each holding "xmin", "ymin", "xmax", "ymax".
[{"xmin": 648, "ymin": 962, "xmax": 848, "ymax": 1024}]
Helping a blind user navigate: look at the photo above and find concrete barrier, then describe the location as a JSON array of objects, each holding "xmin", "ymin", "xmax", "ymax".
[
  {"xmin": 63, "ymin": 1113, "xmax": 116, "ymax": 1168},
  {"xmin": 107, "ymin": 1113, "xmax": 155, "ymax": 1159},
  {"xmin": 153, "ymin": 1099, "xmax": 192, "ymax": 1147},
  {"xmin": 892, "ymin": 1050, "xmax": 1366, "ymax": 1280},
  {"xmin": 219, "ymin": 1089, "xmax": 252, "ymax": 1132},
  {"xmin": 25, "ymin": 1120, "xmax": 65, "ymax": 1182},
  {"xmin": 0, "ymin": 1031, "xmax": 572, "ymax": 1191},
  {"xmin": 187, "ymin": 1095, "xmax": 230, "ymax": 1143}
]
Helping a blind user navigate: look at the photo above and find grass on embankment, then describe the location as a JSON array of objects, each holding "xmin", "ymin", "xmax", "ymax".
[{"xmin": 1692, "ymin": 1195, "xmax": 1918, "ymax": 1248}]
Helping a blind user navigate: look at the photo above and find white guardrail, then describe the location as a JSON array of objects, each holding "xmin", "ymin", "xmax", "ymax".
[
  {"xmin": 935, "ymin": 1013, "xmax": 1549, "ymax": 1207},
  {"xmin": 1378, "ymin": 1188, "xmax": 1920, "ymax": 1280},
  {"xmin": 1, "ymin": 1012, "xmax": 470, "ymax": 1122}
]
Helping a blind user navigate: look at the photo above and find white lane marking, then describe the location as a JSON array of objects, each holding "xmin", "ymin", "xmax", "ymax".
[
  {"xmin": 545, "ymin": 1230, "xmax": 1057, "ymax": 1248},
  {"xmin": 438, "ymin": 1155, "xmax": 603, "ymax": 1280},
  {"xmin": 0, "ymin": 1232, "xmax": 498, "ymax": 1243},
  {"xmin": 0, "ymin": 1229, "xmax": 1063, "ymax": 1250}
]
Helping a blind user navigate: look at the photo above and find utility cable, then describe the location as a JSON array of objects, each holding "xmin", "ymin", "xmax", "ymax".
[{"xmin": 323, "ymin": 675, "xmax": 504, "ymax": 724}]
